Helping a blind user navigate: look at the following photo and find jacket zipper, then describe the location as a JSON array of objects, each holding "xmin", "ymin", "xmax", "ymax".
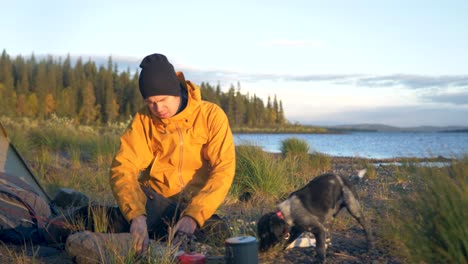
[{"xmin": 175, "ymin": 122, "xmax": 185, "ymax": 188}]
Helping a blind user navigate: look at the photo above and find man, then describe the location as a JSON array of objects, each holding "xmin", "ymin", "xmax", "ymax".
[{"xmin": 109, "ymin": 53, "xmax": 236, "ymax": 253}]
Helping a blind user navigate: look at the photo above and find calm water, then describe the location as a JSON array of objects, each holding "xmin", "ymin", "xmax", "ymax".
[{"xmin": 233, "ymin": 132, "xmax": 468, "ymax": 159}]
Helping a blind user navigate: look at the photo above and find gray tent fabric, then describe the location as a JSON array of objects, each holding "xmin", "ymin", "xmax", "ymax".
[
  {"xmin": 0, "ymin": 171, "xmax": 52, "ymax": 244},
  {"xmin": 0, "ymin": 121, "xmax": 50, "ymax": 202}
]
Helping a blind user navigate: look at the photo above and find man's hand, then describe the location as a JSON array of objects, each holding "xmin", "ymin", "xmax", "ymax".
[
  {"xmin": 130, "ymin": 215, "xmax": 149, "ymax": 254},
  {"xmin": 174, "ymin": 216, "xmax": 197, "ymax": 235}
]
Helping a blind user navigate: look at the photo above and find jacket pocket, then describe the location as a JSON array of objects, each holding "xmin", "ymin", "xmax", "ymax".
[{"xmin": 148, "ymin": 156, "xmax": 178, "ymax": 191}]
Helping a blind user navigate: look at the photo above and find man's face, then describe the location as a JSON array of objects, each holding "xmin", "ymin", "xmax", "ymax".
[{"xmin": 144, "ymin": 95, "xmax": 181, "ymax": 119}]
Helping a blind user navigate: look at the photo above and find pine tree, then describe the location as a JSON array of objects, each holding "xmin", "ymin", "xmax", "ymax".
[
  {"xmin": 0, "ymin": 50, "xmax": 15, "ymax": 115},
  {"xmin": 0, "ymin": 50, "xmax": 14, "ymax": 91},
  {"xmin": 26, "ymin": 93, "xmax": 39, "ymax": 118},
  {"xmin": 18, "ymin": 63, "xmax": 30, "ymax": 95},
  {"xmin": 62, "ymin": 54, "xmax": 75, "ymax": 88},
  {"xmin": 225, "ymin": 85, "xmax": 236, "ymax": 126},
  {"xmin": 234, "ymin": 83, "xmax": 245, "ymax": 126},
  {"xmin": 15, "ymin": 93, "xmax": 27, "ymax": 117},
  {"xmin": 266, "ymin": 96, "xmax": 276, "ymax": 126},
  {"xmin": 33, "ymin": 62, "xmax": 48, "ymax": 119},
  {"xmin": 13, "ymin": 55, "xmax": 30, "ymax": 94},
  {"xmin": 45, "ymin": 55, "xmax": 58, "ymax": 97},
  {"xmin": 273, "ymin": 95, "xmax": 280, "ymax": 125},
  {"xmin": 57, "ymin": 87, "xmax": 75, "ymax": 117},
  {"xmin": 0, "ymin": 84, "xmax": 14, "ymax": 116},
  {"xmin": 128, "ymin": 69, "xmax": 142, "ymax": 116},
  {"xmin": 278, "ymin": 101, "xmax": 286, "ymax": 126},
  {"xmin": 102, "ymin": 57, "xmax": 119, "ymax": 123},
  {"xmin": 44, "ymin": 93, "xmax": 56, "ymax": 117},
  {"xmin": 79, "ymin": 81, "xmax": 99, "ymax": 124},
  {"xmin": 244, "ymin": 93, "xmax": 256, "ymax": 127},
  {"xmin": 74, "ymin": 57, "xmax": 86, "ymax": 111}
]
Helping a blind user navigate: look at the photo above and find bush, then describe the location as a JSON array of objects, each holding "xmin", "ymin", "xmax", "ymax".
[
  {"xmin": 280, "ymin": 137, "xmax": 310, "ymax": 157},
  {"xmin": 232, "ymin": 145, "xmax": 291, "ymax": 201}
]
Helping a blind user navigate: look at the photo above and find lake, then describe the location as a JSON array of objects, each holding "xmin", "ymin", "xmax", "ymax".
[{"xmin": 233, "ymin": 132, "xmax": 468, "ymax": 159}]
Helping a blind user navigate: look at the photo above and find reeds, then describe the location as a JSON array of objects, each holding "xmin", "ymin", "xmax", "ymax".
[
  {"xmin": 232, "ymin": 138, "xmax": 331, "ymax": 203},
  {"xmin": 233, "ymin": 144, "xmax": 291, "ymax": 201},
  {"xmin": 388, "ymin": 157, "xmax": 467, "ymax": 263}
]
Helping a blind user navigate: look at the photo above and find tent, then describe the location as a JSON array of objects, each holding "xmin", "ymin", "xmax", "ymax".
[{"xmin": 0, "ymin": 121, "xmax": 51, "ymax": 202}]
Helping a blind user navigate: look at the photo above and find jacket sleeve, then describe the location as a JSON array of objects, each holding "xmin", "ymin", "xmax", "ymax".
[
  {"xmin": 109, "ymin": 112, "xmax": 154, "ymax": 222},
  {"xmin": 182, "ymin": 104, "xmax": 236, "ymax": 227}
]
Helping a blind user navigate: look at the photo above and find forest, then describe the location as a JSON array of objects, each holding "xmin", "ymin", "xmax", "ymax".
[{"xmin": 0, "ymin": 50, "xmax": 292, "ymax": 130}]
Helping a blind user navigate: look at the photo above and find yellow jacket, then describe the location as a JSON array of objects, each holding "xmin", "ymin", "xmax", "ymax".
[{"xmin": 110, "ymin": 72, "xmax": 236, "ymax": 227}]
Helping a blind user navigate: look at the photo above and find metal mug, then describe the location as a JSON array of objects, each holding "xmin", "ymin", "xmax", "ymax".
[{"xmin": 225, "ymin": 236, "xmax": 258, "ymax": 264}]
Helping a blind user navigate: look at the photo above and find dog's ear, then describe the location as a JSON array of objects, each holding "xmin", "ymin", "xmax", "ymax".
[
  {"xmin": 270, "ymin": 215, "xmax": 288, "ymax": 239},
  {"xmin": 257, "ymin": 213, "xmax": 274, "ymax": 239},
  {"xmin": 257, "ymin": 212, "xmax": 279, "ymax": 251}
]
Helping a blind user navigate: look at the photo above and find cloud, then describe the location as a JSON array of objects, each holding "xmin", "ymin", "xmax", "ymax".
[
  {"xmin": 61, "ymin": 55, "xmax": 468, "ymax": 92},
  {"xmin": 257, "ymin": 40, "xmax": 323, "ymax": 47},
  {"xmin": 356, "ymin": 74, "xmax": 468, "ymax": 89},
  {"xmin": 30, "ymin": 54, "xmax": 468, "ymax": 91},
  {"xmin": 421, "ymin": 90, "xmax": 468, "ymax": 106},
  {"xmin": 185, "ymin": 70, "xmax": 360, "ymax": 84},
  {"xmin": 178, "ymin": 66, "xmax": 468, "ymax": 91},
  {"xmin": 294, "ymin": 105, "xmax": 468, "ymax": 127}
]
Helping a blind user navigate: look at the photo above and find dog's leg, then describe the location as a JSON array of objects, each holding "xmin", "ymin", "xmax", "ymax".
[
  {"xmin": 289, "ymin": 226, "xmax": 303, "ymax": 241},
  {"xmin": 312, "ymin": 224, "xmax": 327, "ymax": 263},
  {"xmin": 283, "ymin": 225, "xmax": 303, "ymax": 249},
  {"xmin": 343, "ymin": 188, "xmax": 375, "ymax": 250}
]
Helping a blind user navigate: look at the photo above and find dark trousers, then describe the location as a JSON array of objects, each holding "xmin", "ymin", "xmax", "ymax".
[
  {"xmin": 137, "ymin": 184, "xmax": 231, "ymax": 244},
  {"xmin": 141, "ymin": 184, "xmax": 183, "ymax": 239},
  {"xmin": 45, "ymin": 185, "xmax": 230, "ymax": 245}
]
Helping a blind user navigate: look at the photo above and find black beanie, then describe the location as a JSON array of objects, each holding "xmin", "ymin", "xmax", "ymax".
[{"xmin": 138, "ymin": 53, "xmax": 180, "ymax": 99}]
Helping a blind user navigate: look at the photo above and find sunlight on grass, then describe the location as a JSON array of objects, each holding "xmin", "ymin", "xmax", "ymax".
[
  {"xmin": 1, "ymin": 115, "xmax": 467, "ymax": 263},
  {"xmin": 233, "ymin": 144, "xmax": 292, "ymax": 200}
]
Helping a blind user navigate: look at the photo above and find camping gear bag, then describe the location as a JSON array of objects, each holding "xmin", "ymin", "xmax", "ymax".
[{"xmin": 0, "ymin": 171, "xmax": 51, "ymax": 244}]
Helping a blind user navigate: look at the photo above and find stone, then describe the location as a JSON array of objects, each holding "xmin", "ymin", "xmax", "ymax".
[{"xmin": 65, "ymin": 231, "xmax": 180, "ymax": 264}]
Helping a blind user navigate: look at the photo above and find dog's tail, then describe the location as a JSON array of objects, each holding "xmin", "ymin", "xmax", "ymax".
[{"xmin": 348, "ymin": 168, "xmax": 367, "ymax": 185}]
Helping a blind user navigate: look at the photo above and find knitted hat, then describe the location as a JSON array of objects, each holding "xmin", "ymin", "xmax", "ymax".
[{"xmin": 138, "ymin": 53, "xmax": 180, "ymax": 99}]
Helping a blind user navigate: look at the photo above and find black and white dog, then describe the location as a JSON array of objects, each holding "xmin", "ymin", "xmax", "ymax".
[{"xmin": 257, "ymin": 172, "xmax": 374, "ymax": 262}]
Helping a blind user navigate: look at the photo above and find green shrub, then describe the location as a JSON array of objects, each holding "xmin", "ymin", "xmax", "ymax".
[
  {"xmin": 232, "ymin": 144, "xmax": 291, "ymax": 201},
  {"xmin": 280, "ymin": 137, "xmax": 310, "ymax": 157},
  {"xmin": 232, "ymin": 142, "xmax": 332, "ymax": 201}
]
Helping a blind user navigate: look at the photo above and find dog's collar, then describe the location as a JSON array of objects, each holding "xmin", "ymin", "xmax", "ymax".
[
  {"xmin": 275, "ymin": 209, "xmax": 290, "ymax": 240},
  {"xmin": 275, "ymin": 210, "xmax": 285, "ymax": 221}
]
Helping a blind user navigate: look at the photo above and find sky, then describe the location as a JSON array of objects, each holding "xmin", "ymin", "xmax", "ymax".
[{"xmin": 2, "ymin": 0, "xmax": 468, "ymax": 127}]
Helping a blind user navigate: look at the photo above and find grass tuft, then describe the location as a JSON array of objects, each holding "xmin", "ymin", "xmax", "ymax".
[
  {"xmin": 280, "ymin": 137, "xmax": 310, "ymax": 157},
  {"xmin": 233, "ymin": 144, "xmax": 291, "ymax": 200}
]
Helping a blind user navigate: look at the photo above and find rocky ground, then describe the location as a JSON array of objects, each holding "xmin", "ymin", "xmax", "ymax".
[{"xmin": 1, "ymin": 156, "xmax": 443, "ymax": 263}]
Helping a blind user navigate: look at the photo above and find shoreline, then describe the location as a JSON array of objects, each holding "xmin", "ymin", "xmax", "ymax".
[
  {"xmin": 266, "ymin": 151, "xmax": 456, "ymax": 164},
  {"xmin": 329, "ymin": 155, "xmax": 455, "ymax": 163}
]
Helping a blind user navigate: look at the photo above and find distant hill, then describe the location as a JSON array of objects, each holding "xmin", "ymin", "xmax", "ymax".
[{"xmin": 328, "ymin": 124, "xmax": 468, "ymax": 132}]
